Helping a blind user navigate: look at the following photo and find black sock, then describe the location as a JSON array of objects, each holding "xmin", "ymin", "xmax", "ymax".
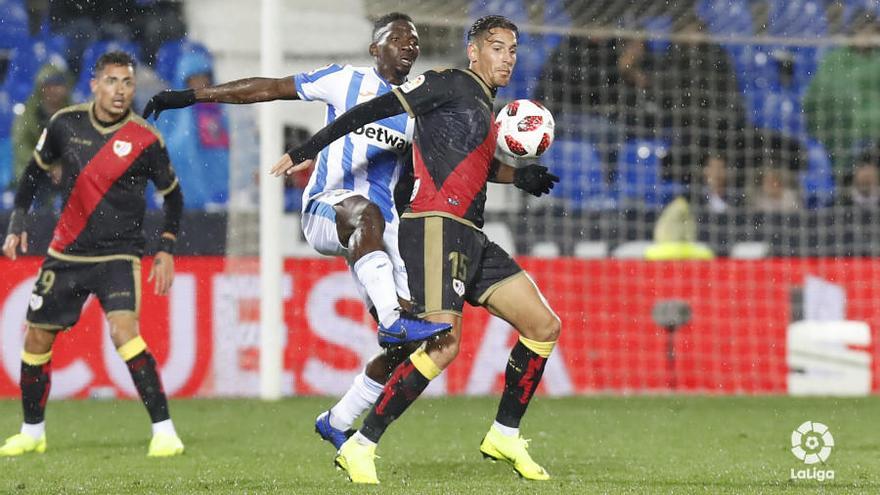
[
  {"xmin": 495, "ymin": 341, "xmax": 548, "ymax": 429},
  {"xmin": 21, "ymin": 361, "xmax": 51, "ymax": 424},
  {"xmin": 126, "ymin": 350, "xmax": 170, "ymax": 423},
  {"xmin": 360, "ymin": 358, "xmax": 431, "ymax": 443}
]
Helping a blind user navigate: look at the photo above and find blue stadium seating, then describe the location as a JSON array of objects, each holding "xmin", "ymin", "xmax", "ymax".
[
  {"xmin": 616, "ymin": 139, "xmax": 685, "ymax": 208},
  {"xmin": 2, "ymin": 40, "xmax": 69, "ymax": 104},
  {"xmin": 73, "ymin": 40, "xmax": 141, "ymax": 103},
  {"xmin": 155, "ymin": 38, "xmax": 212, "ymax": 86},
  {"xmin": 543, "ymin": 138, "xmax": 617, "ymax": 210},
  {"xmin": 767, "ymin": 0, "xmax": 828, "ymax": 38},
  {"xmin": 697, "ymin": 0, "xmax": 753, "ymax": 37},
  {"xmin": 0, "ymin": 0, "xmax": 29, "ymax": 50},
  {"xmin": 840, "ymin": 0, "xmax": 880, "ymax": 31},
  {"xmin": 800, "ymin": 138, "xmax": 835, "ymax": 208},
  {"xmin": 0, "ymin": 89, "xmax": 13, "ymax": 188}
]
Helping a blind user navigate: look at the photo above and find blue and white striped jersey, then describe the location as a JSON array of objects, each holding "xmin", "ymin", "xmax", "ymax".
[{"xmin": 294, "ymin": 64, "xmax": 413, "ymax": 222}]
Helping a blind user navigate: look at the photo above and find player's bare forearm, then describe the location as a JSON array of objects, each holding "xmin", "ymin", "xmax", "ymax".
[
  {"xmin": 488, "ymin": 158, "xmax": 515, "ymax": 184},
  {"xmin": 196, "ymin": 77, "xmax": 298, "ymax": 104}
]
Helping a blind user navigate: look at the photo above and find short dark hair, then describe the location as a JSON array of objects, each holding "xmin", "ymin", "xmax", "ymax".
[
  {"xmin": 467, "ymin": 15, "xmax": 518, "ymax": 44},
  {"xmin": 372, "ymin": 12, "xmax": 414, "ymax": 41},
  {"xmin": 93, "ymin": 51, "xmax": 136, "ymax": 76}
]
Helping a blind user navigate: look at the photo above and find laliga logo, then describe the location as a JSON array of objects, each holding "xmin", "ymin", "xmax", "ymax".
[
  {"xmin": 791, "ymin": 421, "xmax": 833, "ymax": 464},
  {"xmin": 789, "ymin": 421, "xmax": 835, "ymax": 482}
]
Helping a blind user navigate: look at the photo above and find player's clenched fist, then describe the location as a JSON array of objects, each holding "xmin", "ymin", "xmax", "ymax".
[{"xmin": 142, "ymin": 89, "xmax": 197, "ymax": 119}]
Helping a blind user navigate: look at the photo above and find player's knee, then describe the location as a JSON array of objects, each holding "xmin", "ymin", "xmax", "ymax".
[
  {"xmin": 534, "ymin": 312, "xmax": 561, "ymax": 343},
  {"xmin": 107, "ymin": 313, "xmax": 139, "ymax": 347},
  {"xmin": 357, "ymin": 202, "xmax": 385, "ymax": 235},
  {"xmin": 23, "ymin": 326, "xmax": 56, "ymax": 354}
]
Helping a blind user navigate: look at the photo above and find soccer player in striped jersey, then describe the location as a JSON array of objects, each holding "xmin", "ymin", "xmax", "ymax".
[
  {"xmin": 273, "ymin": 15, "xmax": 561, "ymax": 484},
  {"xmin": 143, "ymin": 12, "xmax": 450, "ymax": 450}
]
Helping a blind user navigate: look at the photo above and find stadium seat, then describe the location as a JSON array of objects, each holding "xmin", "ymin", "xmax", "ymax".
[
  {"xmin": 1, "ymin": 40, "xmax": 69, "ymax": 105},
  {"xmin": 800, "ymin": 139, "xmax": 835, "ymax": 208},
  {"xmin": 543, "ymin": 138, "xmax": 617, "ymax": 211},
  {"xmin": 729, "ymin": 241, "xmax": 770, "ymax": 259},
  {"xmin": 0, "ymin": 89, "xmax": 12, "ymax": 188},
  {"xmin": 73, "ymin": 40, "xmax": 141, "ymax": 103},
  {"xmin": 482, "ymin": 221, "xmax": 516, "ymax": 255},
  {"xmin": 155, "ymin": 39, "xmax": 212, "ymax": 86},
  {"xmin": 611, "ymin": 240, "xmax": 652, "ymax": 259},
  {"xmin": 767, "ymin": 0, "xmax": 828, "ymax": 38},
  {"xmin": 616, "ymin": 139, "xmax": 685, "ymax": 208},
  {"xmin": 696, "ymin": 0, "xmax": 753, "ymax": 37},
  {"xmin": 0, "ymin": 0, "xmax": 29, "ymax": 50},
  {"xmin": 530, "ymin": 240, "xmax": 560, "ymax": 258},
  {"xmin": 573, "ymin": 241, "xmax": 609, "ymax": 259}
]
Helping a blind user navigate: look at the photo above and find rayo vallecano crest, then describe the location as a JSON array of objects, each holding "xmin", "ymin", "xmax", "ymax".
[{"xmin": 113, "ymin": 140, "xmax": 132, "ymax": 157}]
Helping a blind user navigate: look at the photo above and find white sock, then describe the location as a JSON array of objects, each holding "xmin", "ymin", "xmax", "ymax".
[
  {"xmin": 352, "ymin": 430, "xmax": 376, "ymax": 447},
  {"xmin": 329, "ymin": 372, "xmax": 384, "ymax": 431},
  {"xmin": 353, "ymin": 251, "xmax": 400, "ymax": 328},
  {"xmin": 21, "ymin": 421, "xmax": 45, "ymax": 439},
  {"xmin": 151, "ymin": 418, "xmax": 177, "ymax": 437},
  {"xmin": 492, "ymin": 421, "xmax": 519, "ymax": 437}
]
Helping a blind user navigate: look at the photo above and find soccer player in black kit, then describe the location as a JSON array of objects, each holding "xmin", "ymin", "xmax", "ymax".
[
  {"xmin": 272, "ymin": 16, "xmax": 561, "ymax": 483},
  {"xmin": 1, "ymin": 52, "xmax": 185, "ymax": 457}
]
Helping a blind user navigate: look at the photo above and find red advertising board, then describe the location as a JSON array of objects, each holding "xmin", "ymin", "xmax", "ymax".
[{"xmin": 0, "ymin": 257, "xmax": 877, "ymax": 398}]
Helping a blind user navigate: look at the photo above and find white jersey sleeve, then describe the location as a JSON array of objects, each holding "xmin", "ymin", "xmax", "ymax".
[{"xmin": 292, "ymin": 64, "xmax": 352, "ymax": 108}]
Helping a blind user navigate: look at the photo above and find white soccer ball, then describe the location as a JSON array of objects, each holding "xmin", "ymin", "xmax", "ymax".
[{"xmin": 495, "ymin": 99, "xmax": 555, "ymax": 159}]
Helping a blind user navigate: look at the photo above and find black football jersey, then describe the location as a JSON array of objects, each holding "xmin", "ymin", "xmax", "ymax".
[
  {"xmin": 34, "ymin": 103, "xmax": 179, "ymax": 259},
  {"xmin": 392, "ymin": 69, "xmax": 497, "ymax": 228}
]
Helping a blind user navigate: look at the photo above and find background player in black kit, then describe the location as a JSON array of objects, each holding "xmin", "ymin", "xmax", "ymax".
[
  {"xmin": 1, "ymin": 52, "xmax": 185, "ymax": 458},
  {"xmin": 272, "ymin": 15, "xmax": 561, "ymax": 484}
]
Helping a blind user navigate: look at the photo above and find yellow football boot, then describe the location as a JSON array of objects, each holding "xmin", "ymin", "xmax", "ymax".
[
  {"xmin": 334, "ymin": 437, "xmax": 379, "ymax": 484},
  {"xmin": 0, "ymin": 432, "xmax": 46, "ymax": 456},
  {"xmin": 147, "ymin": 432, "xmax": 184, "ymax": 457},
  {"xmin": 480, "ymin": 426, "xmax": 550, "ymax": 480}
]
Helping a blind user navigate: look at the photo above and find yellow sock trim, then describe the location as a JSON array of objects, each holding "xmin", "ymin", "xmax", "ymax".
[
  {"xmin": 519, "ymin": 336, "xmax": 556, "ymax": 358},
  {"xmin": 409, "ymin": 348, "xmax": 442, "ymax": 380},
  {"xmin": 117, "ymin": 336, "xmax": 148, "ymax": 361},
  {"xmin": 21, "ymin": 350, "xmax": 52, "ymax": 366}
]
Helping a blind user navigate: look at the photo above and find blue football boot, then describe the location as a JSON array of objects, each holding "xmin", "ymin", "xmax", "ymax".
[
  {"xmin": 377, "ymin": 311, "xmax": 452, "ymax": 348},
  {"xmin": 315, "ymin": 411, "xmax": 354, "ymax": 451}
]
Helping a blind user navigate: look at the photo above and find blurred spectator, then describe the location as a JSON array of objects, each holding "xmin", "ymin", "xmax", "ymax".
[
  {"xmin": 9, "ymin": 63, "xmax": 70, "ymax": 208},
  {"xmin": 804, "ymin": 10, "xmax": 880, "ymax": 171},
  {"xmin": 155, "ymin": 51, "xmax": 229, "ymax": 210},
  {"xmin": 753, "ymin": 167, "xmax": 800, "ymax": 213},
  {"xmin": 839, "ymin": 149, "xmax": 880, "ymax": 209},
  {"xmin": 696, "ymin": 153, "xmax": 740, "ymax": 214},
  {"xmin": 616, "ymin": 19, "xmax": 746, "ymax": 142}
]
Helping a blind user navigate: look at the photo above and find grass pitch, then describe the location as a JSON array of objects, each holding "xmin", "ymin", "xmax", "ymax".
[{"xmin": 0, "ymin": 396, "xmax": 876, "ymax": 494}]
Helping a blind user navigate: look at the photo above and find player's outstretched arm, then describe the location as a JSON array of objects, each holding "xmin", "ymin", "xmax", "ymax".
[
  {"xmin": 271, "ymin": 91, "xmax": 406, "ymax": 176},
  {"xmin": 143, "ymin": 77, "xmax": 299, "ymax": 119}
]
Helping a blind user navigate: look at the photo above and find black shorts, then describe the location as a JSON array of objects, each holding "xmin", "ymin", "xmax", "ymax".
[
  {"xmin": 26, "ymin": 255, "xmax": 142, "ymax": 330},
  {"xmin": 399, "ymin": 213, "xmax": 522, "ymax": 316}
]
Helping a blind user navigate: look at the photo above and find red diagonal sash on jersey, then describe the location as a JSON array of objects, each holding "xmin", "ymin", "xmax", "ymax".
[
  {"xmin": 50, "ymin": 121, "xmax": 157, "ymax": 252},
  {"xmin": 410, "ymin": 128, "xmax": 497, "ymax": 218}
]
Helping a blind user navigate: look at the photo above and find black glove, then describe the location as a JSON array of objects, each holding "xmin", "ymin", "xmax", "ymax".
[
  {"xmin": 513, "ymin": 164, "xmax": 559, "ymax": 197},
  {"xmin": 142, "ymin": 89, "xmax": 197, "ymax": 119},
  {"xmin": 286, "ymin": 144, "xmax": 317, "ymax": 164}
]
